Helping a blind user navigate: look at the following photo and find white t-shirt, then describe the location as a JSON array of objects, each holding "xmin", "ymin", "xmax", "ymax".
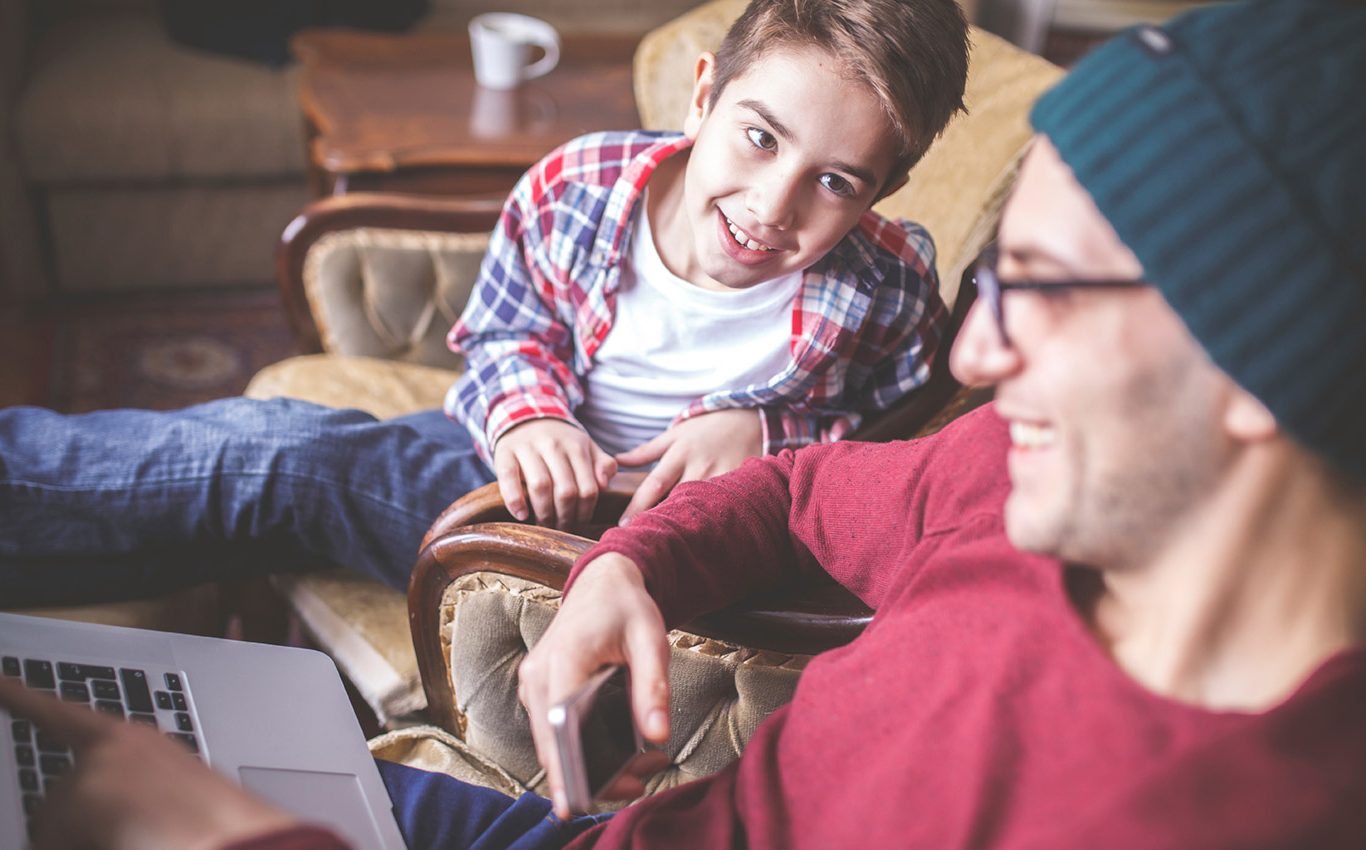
[{"xmin": 575, "ymin": 201, "xmax": 802, "ymax": 457}]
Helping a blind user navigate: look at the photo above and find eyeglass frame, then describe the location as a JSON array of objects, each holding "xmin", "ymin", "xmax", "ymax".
[{"xmin": 972, "ymin": 246, "xmax": 1148, "ymax": 348}]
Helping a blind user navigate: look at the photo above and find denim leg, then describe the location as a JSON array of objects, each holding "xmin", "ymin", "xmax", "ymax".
[
  {"xmin": 0, "ymin": 399, "xmax": 494, "ymax": 604},
  {"xmin": 376, "ymin": 760, "xmax": 611, "ymax": 850}
]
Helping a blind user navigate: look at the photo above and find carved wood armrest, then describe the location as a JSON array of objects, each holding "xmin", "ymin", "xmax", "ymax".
[{"xmin": 409, "ymin": 515, "xmax": 873, "ymax": 738}]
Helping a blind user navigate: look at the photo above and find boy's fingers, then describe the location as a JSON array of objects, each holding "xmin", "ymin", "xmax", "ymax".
[
  {"xmin": 593, "ymin": 448, "xmax": 618, "ymax": 490},
  {"xmin": 493, "ymin": 452, "xmax": 529, "ymax": 521},
  {"xmin": 516, "ymin": 451, "xmax": 557, "ymax": 527},
  {"xmin": 614, "ymin": 432, "xmax": 671, "ymax": 469},
  {"xmin": 619, "ymin": 460, "xmax": 683, "ymax": 525},
  {"xmin": 539, "ymin": 450, "xmax": 581, "ymax": 531},
  {"xmin": 0, "ymin": 676, "xmax": 103, "ymax": 750}
]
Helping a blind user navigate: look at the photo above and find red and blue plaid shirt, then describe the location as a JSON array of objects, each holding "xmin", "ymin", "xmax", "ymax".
[{"xmin": 446, "ymin": 131, "xmax": 947, "ymax": 462}]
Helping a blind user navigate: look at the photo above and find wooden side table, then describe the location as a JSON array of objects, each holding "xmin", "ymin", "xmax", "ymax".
[{"xmin": 293, "ymin": 29, "xmax": 642, "ymax": 198}]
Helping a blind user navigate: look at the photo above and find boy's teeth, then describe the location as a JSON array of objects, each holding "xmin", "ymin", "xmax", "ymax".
[
  {"xmin": 726, "ymin": 217, "xmax": 774, "ymax": 252},
  {"xmin": 1009, "ymin": 421, "xmax": 1055, "ymax": 449}
]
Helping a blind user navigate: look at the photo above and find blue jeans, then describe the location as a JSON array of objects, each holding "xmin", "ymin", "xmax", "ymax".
[
  {"xmin": 378, "ymin": 760, "xmax": 611, "ymax": 849},
  {"xmin": 0, "ymin": 398, "xmax": 495, "ymax": 605}
]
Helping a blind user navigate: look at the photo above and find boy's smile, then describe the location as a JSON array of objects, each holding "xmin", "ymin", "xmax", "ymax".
[{"xmin": 646, "ymin": 46, "xmax": 903, "ymax": 292}]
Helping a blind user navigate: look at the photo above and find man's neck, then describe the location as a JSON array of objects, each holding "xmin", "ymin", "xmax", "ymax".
[{"xmin": 1094, "ymin": 448, "xmax": 1366, "ymax": 711}]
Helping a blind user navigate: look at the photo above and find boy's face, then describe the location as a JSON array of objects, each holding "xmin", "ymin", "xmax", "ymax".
[{"xmin": 649, "ymin": 46, "xmax": 904, "ymax": 292}]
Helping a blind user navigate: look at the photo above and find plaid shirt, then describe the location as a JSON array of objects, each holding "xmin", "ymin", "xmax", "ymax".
[{"xmin": 446, "ymin": 130, "xmax": 947, "ymax": 462}]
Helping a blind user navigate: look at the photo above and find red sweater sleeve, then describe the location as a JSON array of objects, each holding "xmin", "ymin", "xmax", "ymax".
[
  {"xmin": 220, "ymin": 825, "xmax": 351, "ymax": 850},
  {"xmin": 566, "ymin": 404, "xmax": 1011, "ymax": 625}
]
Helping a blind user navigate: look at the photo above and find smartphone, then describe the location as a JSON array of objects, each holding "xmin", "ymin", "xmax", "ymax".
[{"xmin": 547, "ymin": 665, "xmax": 658, "ymax": 813}]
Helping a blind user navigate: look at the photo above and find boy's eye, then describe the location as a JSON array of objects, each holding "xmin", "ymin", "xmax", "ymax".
[
  {"xmin": 746, "ymin": 127, "xmax": 777, "ymax": 151},
  {"xmin": 820, "ymin": 173, "xmax": 856, "ymax": 198}
]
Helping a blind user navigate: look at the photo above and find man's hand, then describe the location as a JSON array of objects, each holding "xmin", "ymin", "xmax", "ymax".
[
  {"xmin": 517, "ymin": 553, "xmax": 671, "ymax": 819},
  {"xmin": 493, "ymin": 419, "xmax": 618, "ymax": 529},
  {"xmin": 614, "ymin": 408, "xmax": 763, "ymax": 524},
  {"xmin": 0, "ymin": 676, "xmax": 297, "ymax": 850}
]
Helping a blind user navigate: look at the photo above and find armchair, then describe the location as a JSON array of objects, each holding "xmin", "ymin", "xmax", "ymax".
[{"xmin": 246, "ymin": 0, "xmax": 1061, "ymax": 790}]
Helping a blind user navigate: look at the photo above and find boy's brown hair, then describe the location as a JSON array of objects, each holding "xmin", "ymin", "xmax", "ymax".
[{"xmin": 710, "ymin": 0, "xmax": 969, "ymax": 180}]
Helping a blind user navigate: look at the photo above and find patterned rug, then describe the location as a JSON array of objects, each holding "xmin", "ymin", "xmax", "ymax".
[{"xmin": 50, "ymin": 288, "xmax": 301, "ymax": 413}]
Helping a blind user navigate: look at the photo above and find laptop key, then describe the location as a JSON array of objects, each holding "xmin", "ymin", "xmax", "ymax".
[
  {"xmin": 80, "ymin": 664, "xmax": 117, "ymax": 681},
  {"xmin": 57, "ymin": 662, "xmax": 83, "ymax": 680},
  {"xmin": 171, "ymin": 692, "xmax": 188, "ymax": 712},
  {"xmin": 18, "ymin": 768, "xmax": 38, "ymax": 792},
  {"xmin": 94, "ymin": 700, "xmax": 125, "ymax": 718},
  {"xmin": 155, "ymin": 691, "xmax": 173, "ymax": 711},
  {"xmin": 35, "ymin": 732, "xmax": 68, "ymax": 754},
  {"xmin": 59, "ymin": 681, "xmax": 91, "ymax": 703},
  {"xmin": 23, "ymin": 660, "xmax": 55, "ymax": 690},
  {"xmin": 40, "ymin": 754, "xmax": 71, "ymax": 776},
  {"xmin": 12, "ymin": 719, "xmax": 33, "ymax": 741},
  {"xmin": 22, "ymin": 793, "xmax": 42, "ymax": 815},
  {"xmin": 2, "ymin": 656, "xmax": 19, "ymax": 677},
  {"xmin": 119, "ymin": 668, "xmax": 154, "ymax": 713},
  {"xmin": 174, "ymin": 712, "xmax": 194, "ymax": 733},
  {"xmin": 15, "ymin": 744, "xmax": 35, "ymax": 766},
  {"xmin": 129, "ymin": 713, "xmax": 158, "ymax": 727},
  {"xmin": 167, "ymin": 732, "xmax": 199, "ymax": 753},
  {"xmin": 164, "ymin": 672, "xmax": 183, "ymax": 691},
  {"xmin": 92, "ymin": 680, "xmax": 121, "ymax": 701}
]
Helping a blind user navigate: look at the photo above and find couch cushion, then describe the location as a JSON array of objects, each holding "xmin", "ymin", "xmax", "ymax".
[
  {"xmin": 17, "ymin": 15, "xmax": 306, "ymax": 183},
  {"xmin": 45, "ymin": 181, "xmax": 307, "ymax": 291}
]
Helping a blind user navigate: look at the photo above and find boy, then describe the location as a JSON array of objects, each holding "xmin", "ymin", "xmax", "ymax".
[
  {"xmin": 0, "ymin": 0, "xmax": 969, "ymax": 601},
  {"xmin": 452, "ymin": 0, "xmax": 968, "ymax": 527}
]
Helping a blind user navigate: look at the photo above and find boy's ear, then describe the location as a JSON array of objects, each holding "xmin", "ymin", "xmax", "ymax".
[{"xmin": 683, "ymin": 52, "xmax": 717, "ymax": 140}]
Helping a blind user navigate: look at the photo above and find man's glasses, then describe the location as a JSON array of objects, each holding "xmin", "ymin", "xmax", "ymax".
[{"xmin": 973, "ymin": 249, "xmax": 1148, "ymax": 347}]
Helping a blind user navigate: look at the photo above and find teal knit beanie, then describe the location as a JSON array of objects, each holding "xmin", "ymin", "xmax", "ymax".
[{"xmin": 1030, "ymin": 0, "xmax": 1366, "ymax": 481}]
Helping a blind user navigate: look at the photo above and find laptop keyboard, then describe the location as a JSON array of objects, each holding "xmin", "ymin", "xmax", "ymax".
[{"xmin": 3, "ymin": 654, "xmax": 202, "ymax": 840}]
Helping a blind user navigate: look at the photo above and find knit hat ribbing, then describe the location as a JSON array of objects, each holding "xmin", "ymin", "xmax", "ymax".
[{"xmin": 1030, "ymin": 0, "xmax": 1366, "ymax": 481}]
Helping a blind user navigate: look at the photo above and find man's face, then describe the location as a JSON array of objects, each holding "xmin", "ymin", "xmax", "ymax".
[
  {"xmin": 648, "ymin": 46, "xmax": 903, "ymax": 292},
  {"xmin": 950, "ymin": 139, "xmax": 1234, "ymax": 569}
]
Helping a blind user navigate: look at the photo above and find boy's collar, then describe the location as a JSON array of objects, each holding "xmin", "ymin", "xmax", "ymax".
[{"xmin": 590, "ymin": 132, "xmax": 693, "ymax": 267}]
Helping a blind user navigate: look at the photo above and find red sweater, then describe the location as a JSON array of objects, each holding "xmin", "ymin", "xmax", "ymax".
[
  {"xmin": 250, "ymin": 405, "xmax": 1366, "ymax": 849},
  {"xmin": 562, "ymin": 404, "xmax": 1366, "ymax": 850}
]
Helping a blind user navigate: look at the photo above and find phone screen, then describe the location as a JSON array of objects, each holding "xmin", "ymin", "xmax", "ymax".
[{"xmin": 576, "ymin": 666, "xmax": 638, "ymax": 794}]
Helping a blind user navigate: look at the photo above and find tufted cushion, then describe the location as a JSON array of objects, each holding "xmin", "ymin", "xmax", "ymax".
[
  {"xmin": 303, "ymin": 227, "xmax": 489, "ymax": 368},
  {"xmin": 442, "ymin": 572, "xmax": 808, "ymax": 808},
  {"xmin": 16, "ymin": 15, "xmax": 305, "ymax": 184}
]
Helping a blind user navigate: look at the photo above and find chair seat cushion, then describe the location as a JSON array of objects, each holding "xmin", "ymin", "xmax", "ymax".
[{"xmin": 244, "ymin": 353, "xmax": 456, "ymax": 420}]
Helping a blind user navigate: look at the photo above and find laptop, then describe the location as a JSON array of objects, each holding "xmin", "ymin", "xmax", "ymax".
[{"xmin": 0, "ymin": 611, "xmax": 407, "ymax": 850}]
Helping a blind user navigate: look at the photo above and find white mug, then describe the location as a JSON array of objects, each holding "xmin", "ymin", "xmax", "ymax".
[{"xmin": 468, "ymin": 12, "xmax": 561, "ymax": 90}]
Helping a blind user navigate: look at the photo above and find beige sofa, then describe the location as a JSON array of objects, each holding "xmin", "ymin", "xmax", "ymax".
[
  {"xmin": 243, "ymin": 0, "xmax": 1062, "ymax": 795},
  {"xmin": 0, "ymin": 0, "xmax": 703, "ymax": 300}
]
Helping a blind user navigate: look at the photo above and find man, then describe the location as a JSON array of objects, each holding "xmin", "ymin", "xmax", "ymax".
[{"xmin": 2, "ymin": 0, "xmax": 1363, "ymax": 847}]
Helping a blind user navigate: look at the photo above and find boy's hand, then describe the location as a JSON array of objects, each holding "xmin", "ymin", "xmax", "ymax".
[
  {"xmin": 493, "ymin": 418, "xmax": 618, "ymax": 529},
  {"xmin": 517, "ymin": 553, "xmax": 671, "ymax": 820},
  {"xmin": 0, "ymin": 676, "xmax": 298, "ymax": 850},
  {"xmin": 615, "ymin": 408, "xmax": 763, "ymax": 524}
]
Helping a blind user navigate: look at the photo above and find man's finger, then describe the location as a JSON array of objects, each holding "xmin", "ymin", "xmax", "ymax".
[
  {"xmin": 0, "ymin": 676, "xmax": 106, "ymax": 750},
  {"xmin": 618, "ymin": 460, "xmax": 683, "ymax": 525},
  {"xmin": 624, "ymin": 622, "xmax": 671, "ymax": 745}
]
